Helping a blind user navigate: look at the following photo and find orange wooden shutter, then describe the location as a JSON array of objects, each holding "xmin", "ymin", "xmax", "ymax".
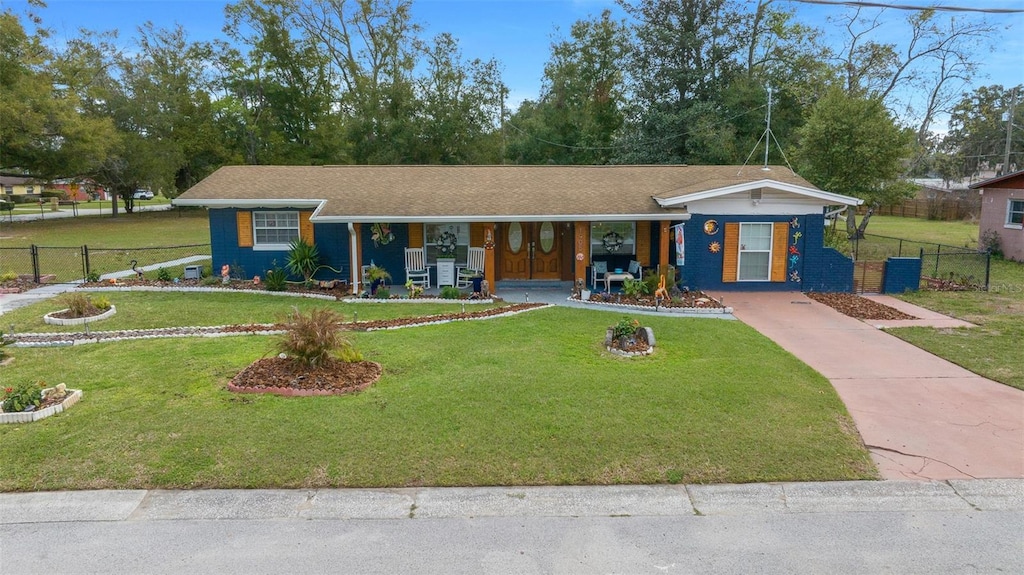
[
  {"xmin": 236, "ymin": 211, "xmax": 253, "ymax": 247},
  {"xmin": 771, "ymin": 222, "xmax": 789, "ymax": 282},
  {"xmin": 299, "ymin": 211, "xmax": 314, "ymax": 244},
  {"xmin": 409, "ymin": 223, "xmax": 424, "ymax": 248},
  {"xmin": 635, "ymin": 221, "xmax": 651, "ymax": 266},
  {"xmin": 722, "ymin": 222, "xmax": 739, "ymax": 283}
]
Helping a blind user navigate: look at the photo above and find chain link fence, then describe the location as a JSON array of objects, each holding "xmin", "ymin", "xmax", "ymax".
[
  {"xmin": 1, "ymin": 244, "xmax": 211, "ymax": 284},
  {"xmin": 852, "ymin": 233, "xmax": 990, "ymax": 291}
]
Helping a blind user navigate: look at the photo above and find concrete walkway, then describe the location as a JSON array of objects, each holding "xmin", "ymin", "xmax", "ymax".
[{"xmin": 719, "ymin": 291, "xmax": 1024, "ymax": 481}]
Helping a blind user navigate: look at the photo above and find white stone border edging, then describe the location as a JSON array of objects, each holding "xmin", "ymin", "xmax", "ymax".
[
  {"xmin": 43, "ymin": 305, "xmax": 116, "ymax": 326},
  {"xmin": 342, "ymin": 297, "xmax": 494, "ymax": 304},
  {"xmin": 0, "ymin": 388, "xmax": 82, "ymax": 424},
  {"xmin": 80, "ymin": 285, "xmax": 338, "ymax": 301},
  {"xmin": 10, "ymin": 305, "xmax": 550, "ymax": 346}
]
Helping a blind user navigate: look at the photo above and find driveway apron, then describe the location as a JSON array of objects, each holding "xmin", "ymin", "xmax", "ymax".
[{"xmin": 717, "ymin": 292, "xmax": 1023, "ymax": 481}]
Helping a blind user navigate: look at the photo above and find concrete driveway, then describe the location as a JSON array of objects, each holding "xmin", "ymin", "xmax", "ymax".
[{"xmin": 718, "ymin": 291, "xmax": 1024, "ymax": 481}]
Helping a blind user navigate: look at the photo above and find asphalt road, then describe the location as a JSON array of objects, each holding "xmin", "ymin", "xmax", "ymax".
[{"xmin": 2, "ymin": 480, "xmax": 1021, "ymax": 574}]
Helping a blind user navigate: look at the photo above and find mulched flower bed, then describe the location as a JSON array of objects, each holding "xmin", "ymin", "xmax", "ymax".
[
  {"xmin": 0, "ymin": 278, "xmax": 42, "ymax": 294},
  {"xmin": 805, "ymin": 292, "xmax": 917, "ymax": 321},
  {"xmin": 580, "ymin": 289, "xmax": 724, "ymax": 309},
  {"xmin": 229, "ymin": 357, "xmax": 382, "ymax": 396},
  {"xmin": 49, "ymin": 305, "xmax": 106, "ymax": 320}
]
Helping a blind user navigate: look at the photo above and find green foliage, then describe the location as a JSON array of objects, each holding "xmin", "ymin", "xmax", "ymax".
[
  {"xmin": 0, "ymin": 331, "xmax": 12, "ymax": 361},
  {"xmin": 611, "ymin": 317, "xmax": 640, "ymax": 340},
  {"xmin": 57, "ymin": 292, "xmax": 94, "ymax": 317},
  {"xmin": 622, "ymin": 277, "xmax": 650, "ymax": 297},
  {"xmin": 263, "ymin": 266, "xmax": 288, "ymax": 292},
  {"xmin": 201, "ymin": 275, "xmax": 221, "ymax": 286},
  {"xmin": 91, "ymin": 295, "xmax": 112, "ymax": 311},
  {"xmin": 286, "ymin": 239, "xmax": 320, "ymax": 283},
  {"xmin": 366, "ymin": 265, "xmax": 391, "ymax": 282},
  {"xmin": 85, "ymin": 270, "xmax": 101, "ymax": 283},
  {"xmin": 276, "ymin": 307, "xmax": 356, "ymax": 367},
  {"xmin": 404, "ymin": 279, "xmax": 424, "ymax": 298},
  {"xmin": 793, "ymin": 89, "xmax": 914, "ymax": 204},
  {"xmin": 374, "ymin": 287, "xmax": 391, "ymax": 299},
  {"xmin": 979, "ymin": 229, "xmax": 1002, "ymax": 258},
  {"xmin": 823, "ymin": 225, "xmax": 853, "ymax": 255},
  {"xmin": 2, "ymin": 381, "xmax": 43, "ymax": 413},
  {"xmin": 156, "ymin": 267, "xmax": 172, "ymax": 282},
  {"xmin": 440, "ymin": 286, "xmax": 461, "ymax": 299},
  {"xmin": 0, "ymin": 271, "xmax": 17, "ymax": 282}
]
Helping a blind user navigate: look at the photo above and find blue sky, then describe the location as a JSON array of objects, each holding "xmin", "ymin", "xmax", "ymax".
[{"xmin": 10, "ymin": 0, "xmax": 1024, "ymax": 128}]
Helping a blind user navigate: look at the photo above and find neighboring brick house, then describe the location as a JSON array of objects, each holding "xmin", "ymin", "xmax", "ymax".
[
  {"xmin": 173, "ymin": 165, "xmax": 863, "ymax": 294},
  {"xmin": 970, "ymin": 170, "xmax": 1024, "ymax": 262}
]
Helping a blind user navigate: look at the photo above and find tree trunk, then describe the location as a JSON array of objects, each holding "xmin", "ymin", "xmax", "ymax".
[
  {"xmin": 852, "ymin": 202, "xmax": 878, "ymax": 239},
  {"xmin": 845, "ymin": 206, "xmax": 858, "ymax": 239}
]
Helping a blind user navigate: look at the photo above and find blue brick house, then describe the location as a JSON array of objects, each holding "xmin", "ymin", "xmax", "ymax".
[{"xmin": 173, "ymin": 165, "xmax": 863, "ymax": 293}]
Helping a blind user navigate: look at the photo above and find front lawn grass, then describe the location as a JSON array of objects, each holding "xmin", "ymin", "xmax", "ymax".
[
  {"xmin": 1, "ymin": 291, "xmax": 505, "ymax": 333},
  {"xmin": 0, "ymin": 208, "xmax": 208, "ymax": 247},
  {"xmin": 862, "ymin": 215, "xmax": 980, "ymax": 248},
  {"xmin": 0, "ymin": 306, "xmax": 876, "ymax": 490},
  {"xmin": 889, "ymin": 257, "xmax": 1024, "ymax": 390}
]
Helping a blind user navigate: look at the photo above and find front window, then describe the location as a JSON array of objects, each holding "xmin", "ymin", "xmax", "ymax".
[
  {"xmin": 1008, "ymin": 199, "xmax": 1024, "ymax": 226},
  {"xmin": 253, "ymin": 211, "xmax": 299, "ymax": 249},
  {"xmin": 738, "ymin": 223, "xmax": 773, "ymax": 281},
  {"xmin": 591, "ymin": 222, "xmax": 636, "ymax": 256},
  {"xmin": 425, "ymin": 223, "xmax": 469, "ymax": 263}
]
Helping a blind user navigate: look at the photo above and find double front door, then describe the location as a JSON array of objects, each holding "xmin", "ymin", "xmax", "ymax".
[{"xmin": 501, "ymin": 221, "xmax": 562, "ymax": 280}]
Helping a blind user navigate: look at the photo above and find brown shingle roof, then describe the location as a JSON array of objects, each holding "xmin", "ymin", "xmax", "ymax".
[{"xmin": 176, "ymin": 164, "xmax": 818, "ymax": 220}]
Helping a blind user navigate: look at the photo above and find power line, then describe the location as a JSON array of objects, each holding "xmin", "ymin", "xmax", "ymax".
[{"xmin": 789, "ymin": 0, "xmax": 1024, "ymax": 14}]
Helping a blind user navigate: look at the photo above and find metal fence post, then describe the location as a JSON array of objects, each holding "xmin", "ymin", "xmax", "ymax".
[
  {"xmin": 984, "ymin": 251, "xmax": 991, "ymax": 291},
  {"xmin": 82, "ymin": 245, "xmax": 90, "ymax": 280},
  {"xmin": 934, "ymin": 245, "xmax": 940, "ymax": 277},
  {"xmin": 30, "ymin": 244, "xmax": 40, "ymax": 283}
]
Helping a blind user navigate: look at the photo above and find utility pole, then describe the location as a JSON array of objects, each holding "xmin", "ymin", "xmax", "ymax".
[{"xmin": 1003, "ymin": 88, "xmax": 1017, "ymax": 176}]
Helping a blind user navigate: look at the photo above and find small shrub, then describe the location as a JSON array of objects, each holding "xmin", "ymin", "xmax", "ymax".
[
  {"xmin": 2, "ymin": 381, "xmax": 43, "ymax": 413},
  {"xmin": 0, "ymin": 270, "xmax": 17, "ymax": 282},
  {"xmin": 91, "ymin": 295, "xmax": 111, "ymax": 310},
  {"xmin": 611, "ymin": 317, "xmax": 640, "ymax": 340},
  {"xmin": 85, "ymin": 270, "xmax": 101, "ymax": 283},
  {"xmin": 623, "ymin": 277, "xmax": 650, "ymax": 297},
  {"xmin": 979, "ymin": 229, "xmax": 1002, "ymax": 258},
  {"xmin": 156, "ymin": 267, "xmax": 172, "ymax": 282},
  {"xmin": 405, "ymin": 279, "xmax": 424, "ymax": 298},
  {"xmin": 264, "ymin": 266, "xmax": 288, "ymax": 292},
  {"xmin": 374, "ymin": 287, "xmax": 391, "ymax": 299},
  {"xmin": 276, "ymin": 307, "xmax": 359, "ymax": 367},
  {"xmin": 440, "ymin": 286, "xmax": 461, "ymax": 299},
  {"xmin": 58, "ymin": 292, "xmax": 93, "ymax": 317},
  {"xmin": 201, "ymin": 275, "xmax": 220, "ymax": 286}
]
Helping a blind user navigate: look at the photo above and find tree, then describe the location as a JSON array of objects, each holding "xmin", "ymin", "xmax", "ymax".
[
  {"xmin": 0, "ymin": 9, "xmax": 117, "ymax": 179},
  {"xmin": 943, "ymin": 85, "xmax": 1023, "ymax": 178},
  {"xmin": 506, "ymin": 9, "xmax": 629, "ymax": 164},
  {"xmin": 792, "ymin": 88, "xmax": 914, "ymax": 237}
]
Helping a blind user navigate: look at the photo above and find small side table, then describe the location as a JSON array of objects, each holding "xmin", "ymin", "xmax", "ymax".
[
  {"xmin": 437, "ymin": 259, "xmax": 456, "ymax": 287},
  {"xmin": 604, "ymin": 272, "xmax": 634, "ymax": 292}
]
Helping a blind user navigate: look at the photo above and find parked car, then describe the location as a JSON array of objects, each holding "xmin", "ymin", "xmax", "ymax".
[{"xmin": 132, "ymin": 190, "xmax": 154, "ymax": 200}]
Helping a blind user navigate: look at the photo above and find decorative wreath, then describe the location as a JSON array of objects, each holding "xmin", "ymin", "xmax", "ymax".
[
  {"xmin": 435, "ymin": 230, "xmax": 458, "ymax": 256},
  {"xmin": 602, "ymin": 231, "xmax": 624, "ymax": 253}
]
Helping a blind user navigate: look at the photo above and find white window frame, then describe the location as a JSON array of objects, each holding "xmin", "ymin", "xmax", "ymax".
[
  {"xmin": 1006, "ymin": 199, "xmax": 1024, "ymax": 229},
  {"xmin": 590, "ymin": 222, "xmax": 637, "ymax": 257},
  {"xmin": 425, "ymin": 223, "xmax": 470, "ymax": 264},
  {"xmin": 738, "ymin": 222, "xmax": 773, "ymax": 281},
  {"xmin": 252, "ymin": 211, "xmax": 300, "ymax": 251}
]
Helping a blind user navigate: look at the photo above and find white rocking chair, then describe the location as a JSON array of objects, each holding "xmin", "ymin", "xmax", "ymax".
[
  {"xmin": 404, "ymin": 248, "xmax": 430, "ymax": 289},
  {"xmin": 456, "ymin": 247, "xmax": 485, "ymax": 288}
]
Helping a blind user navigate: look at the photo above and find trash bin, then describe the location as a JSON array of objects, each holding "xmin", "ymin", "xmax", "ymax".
[{"xmin": 184, "ymin": 265, "xmax": 202, "ymax": 280}]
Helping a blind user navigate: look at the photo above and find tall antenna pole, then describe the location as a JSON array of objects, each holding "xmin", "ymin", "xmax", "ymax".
[{"xmin": 763, "ymin": 86, "xmax": 773, "ymax": 169}]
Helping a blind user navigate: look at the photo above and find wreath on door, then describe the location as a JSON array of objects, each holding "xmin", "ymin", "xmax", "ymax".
[
  {"xmin": 371, "ymin": 223, "xmax": 394, "ymax": 247},
  {"xmin": 602, "ymin": 231, "xmax": 624, "ymax": 253}
]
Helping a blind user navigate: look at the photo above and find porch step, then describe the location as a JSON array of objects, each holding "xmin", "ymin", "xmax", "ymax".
[{"xmin": 496, "ymin": 280, "xmax": 573, "ymax": 290}]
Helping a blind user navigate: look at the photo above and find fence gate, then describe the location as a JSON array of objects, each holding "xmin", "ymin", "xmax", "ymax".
[{"xmin": 853, "ymin": 261, "xmax": 885, "ymax": 294}]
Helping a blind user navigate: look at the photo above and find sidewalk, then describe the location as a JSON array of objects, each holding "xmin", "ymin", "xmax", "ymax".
[{"xmin": 720, "ymin": 291, "xmax": 1024, "ymax": 481}]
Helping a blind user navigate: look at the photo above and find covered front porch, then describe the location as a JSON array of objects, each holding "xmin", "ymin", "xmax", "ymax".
[{"xmin": 350, "ymin": 219, "xmax": 682, "ymax": 295}]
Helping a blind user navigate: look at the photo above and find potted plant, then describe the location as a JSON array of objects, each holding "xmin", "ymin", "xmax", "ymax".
[{"xmin": 366, "ymin": 264, "xmax": 390, "ymax": 295}]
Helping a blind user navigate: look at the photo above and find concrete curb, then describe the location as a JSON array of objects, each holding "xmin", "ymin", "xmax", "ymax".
[{"xmin": 2, "ymin": 479, "xmax": 1020, "ymax": 524}]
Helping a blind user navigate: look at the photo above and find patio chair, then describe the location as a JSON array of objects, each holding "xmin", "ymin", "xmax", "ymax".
[
  {"xmin": 456, "ymin": 247, "xmax": 485, "ymax": 288},
  {"xmin": 628, "ymin": 259, "xmax": 643, "ymax": 280},
  {"xmin": 591, "ymin": 260, "xmax": 608, "ymax": 290},
  {"xmin": 404, "ymin": 248, "xmax": 430, "ymax": 289}
]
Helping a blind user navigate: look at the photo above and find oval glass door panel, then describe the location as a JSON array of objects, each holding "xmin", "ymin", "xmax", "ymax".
[
  {"xmin": 539, "ymin": 222, "xmax": 555, "ymax": 253},
  {"xmin": 507, "ymin": 222, "xmax": 523, "ymax": 253}
]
